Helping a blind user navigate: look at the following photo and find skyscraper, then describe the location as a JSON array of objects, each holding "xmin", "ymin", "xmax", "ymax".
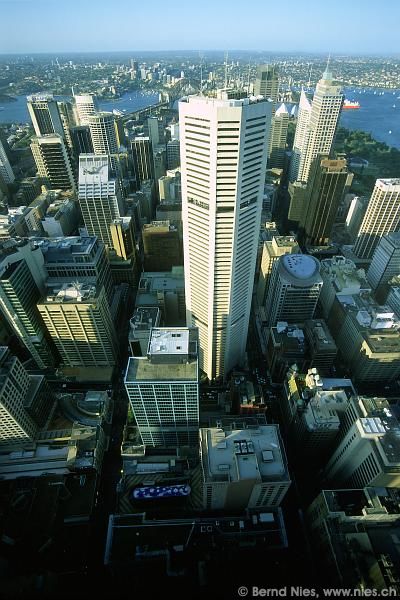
[
  {"xmin": 131, "ymin": 137, "xmax": 154, "ymax": 187},
  {"xmin": 31, "ymin": 134, "xmax": 77, "ymax": 192},
  {"xmin": 254, "ymin": 65, "xmax": 279, "ymax": 101},
  {"xmin": 124, "ymin": 327, "xmax": 199, "ymax": 447},
  {"xmin": 367, "ymin": 232, "xmax": 400, "ymax": 291},
  {"xmin": 354, "ymin": 179, "xmax": 400, "ymax": 260},
  {"xmin": 38, "ymin": 282, "xmax": 118, "ymax": 368},
  {"xmin": 88, "ymin": 112, "xmax": 119, "ymax": 157},
  {"xmin": 0, "ymin": 347, "xmax": 38, "ymax": 444},
  {"xmin": 27, "ymin": 94, "xmax": 65, "ymax": 137},
  {"xmin": 73, "ymin": 94, "xmax": 98, "ymax": 126},
  {"xmin": 0, "ymin": 256, "xmax": 55, "ymax": 368},
  {"xmin": 0, "ymin": 346, "xmax": 55, "ymax": 445},
  {"xmin": 289, "ymin": 68, "xmax": 343, "ymax": 184},
  {"xmin": 299, "ymin": 157, "xmax": 352, "ymax": 246},
  {"xmin": 0, "ymin": 139, "xmax": 15, "ymax": 184},
  {"xmin": 78, "ymin": 154, "xmax": 123, "ymax": 248},
  {"xmin": 265, "ymin": 254, "xmax": 323, "ymax": 326},
  {"xmin": 180, "ymin": 95, "xmax": 271, "ymax": 380},
  {"xmin": 269, "ymin": 103, "xmax": 289, "ymax": 169},
  {"xmin": 257, "ymin": 235, "xmax": 299, "ymax": 307}
]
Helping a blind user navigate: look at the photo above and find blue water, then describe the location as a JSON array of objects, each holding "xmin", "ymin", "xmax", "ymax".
[
  {"xmin": 0, "ymin": 87, "xmax": 399, "ymax": 149},
  {"xmin": 340, "ymin": 87, "xmax": 400, "ymax": 149},
  {"xmin": 0, "ymin": 89, "xmax": 159, "ymax": 125}
]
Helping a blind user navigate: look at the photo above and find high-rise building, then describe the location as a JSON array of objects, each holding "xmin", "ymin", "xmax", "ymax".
[
  {"xmin": 254, "ymin": 65, "xmax": 279, "ymax": 101},
  {"xmin": 0, "ymin": 346, "xmax": 55, "ymax": 445},
  {"xmin": 324, "ymin": 398, "xmax": 400, "ymax": 488},
  {"xmin": 73, "ymin": 94, "xmax": 98, "ymax": 126},
  {"xmin": 71, "ymin": 125, "xmax": 94, "ymax": 156},
  {"xmin": 38, "ymin": 283, "xmax": 118, "ymax": 368},
  {"xmin": 319, "ymin": 256, "xmax": 371, "ymax": 320},
  {"xmin": 78, "ymin": 154, "xmax": 123, "ymax": 248},
  {"xmin": 354, "ymin": 179, "xmax": 400, "ymax": 260},
  {"xmin": 0, "ymin": 139, "xmax": 15, "ymax": 184},
  {"xmin": 131, "ymin": 137, "xmax": 154, "ymax": 187},
  {"xmin": 0, "ymin": 256, "xmax": 55, "ymax": 368},
  {"xmin": 35, "ymin": 235, "xmax": 113, "ymax": 302},
  {"xmin": 31, "ymin": 134, "xmax": 77, "ymax": 192},
  {"xmin": 27, "ymin": 94, "xmax": 64, "ymax": 138},
  {"xmin": 265, "ymin": 254, "xmax": 323, "ymax": 326},
  {"xmin": 307, "ymin": 486, "xmax": 400, "ymax": 593},
  {"xmin": 367, "ymin": 232, "xmax": 400, "ymax": 292},
  {"xmin": 88, "ymin": 112, "xmax": 119, "ymax": 157},
  {"xmin": 124, "ymin": 327, "xmax": 199, "ymax": 447},
  {"xmin": 180, "ymin": 95, "xmax": 271, "ymax": 380},
  {"xmin": 142, "ymin": 220, "xmax": 182, "ymax": 271},
  {"xmin": 257, "ymin": 235, "xmax": 299, "ymax": 306},
  {"xmin": 166, "ymin": 139, "xmax": 180, "ymax": 170},
  {"xmin": 110, "ymin": 216, "xmax": 136, "ymax": 260},
  {"xmin": 289, "ymin": 68, "xmax": 343, "ymax": 184},
  {"xmin": 299, "ymin": 157, "xmax": 353, "ymax": 246},
  {"xmin": 0, "ymin": 347, "xmax": 38, "ymax": 444},
  {"xmin": 57, "ymin": 100, "xmax": 75, "ymax": 149},
  {"xmin": 332, "ymin": 293, "xmax": 400, "ymax": 383},
  {"xmin": 200, "ymin": 423, "xmax": 290, "ymax": 511},
  {"xmin": 268, "ymin": 103, "xmax": 289, "ymax": 169}
]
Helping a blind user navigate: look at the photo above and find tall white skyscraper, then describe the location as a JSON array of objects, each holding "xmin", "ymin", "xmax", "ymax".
[
  {"xmin": 180, "ymin": 95, "xmax": 271, "ymax": 380},
  {"xmin": 354, "ymin": 179, "xmax": 400, "ymax": 260},
  {"xmin": 73, "ymin": 94, "xmax": 98, "ymax": 126},
  {"xmin": 78, "ymin": 154, "xmax": 123, "ymax": 248},
  {"xmin": 88, "ymin": 112, "xmax": 119, "ymax": 156},
  {"xmin": 289, "ymin": 68, "xmax": 343, "ymax": 184},
  {"xmin": 289, "ymin": 89, "xmax": 312, "ymax": 182}
]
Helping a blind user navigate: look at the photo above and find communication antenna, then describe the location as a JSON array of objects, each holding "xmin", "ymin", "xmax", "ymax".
[
  {"xmin": 224, "ymin": 51, "xmax": 229, "ymax": 88},
  {"xmin": 307, "ymin": 64, "xmax": 312, "ymax": 89},
  {"xmin": 247, "ymin": 63, "xmax": 251, "ymax": 93},
  {"xmin": 199, "ymin": 51, "xmax": 204, "ymax": 96}
]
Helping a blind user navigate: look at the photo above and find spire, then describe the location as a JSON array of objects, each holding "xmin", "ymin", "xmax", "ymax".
[{"xmin": 322, "ymin": 54, "xmax": 333, "ymax": 81}]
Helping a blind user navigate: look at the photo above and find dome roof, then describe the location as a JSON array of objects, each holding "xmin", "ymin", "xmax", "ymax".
[{"xmin": 282, "ymin": 254, "xmax": 319, "ymax": 280}]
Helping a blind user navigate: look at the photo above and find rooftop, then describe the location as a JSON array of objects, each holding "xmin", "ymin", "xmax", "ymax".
[
  {"xmin": 201, "ymin": 425, "xmax": 289, "ymax": 483},
  {"xmin": 42, "ymin": 282, "xmax": 98, "ymax": 303},
  {"xmin": 149, "ymin": 328, "xmax": 190, "ymax": 356},
  {"xmin": 280, "ymin": 254, "xmax": 321, "ymax": 285},
  {"xmin": 126, "ymin": 358, "xmax": 197, "ymax": 382},
  {"xmin": 130, "ymin": 306, "xmax": 160, "ymax": 333}
]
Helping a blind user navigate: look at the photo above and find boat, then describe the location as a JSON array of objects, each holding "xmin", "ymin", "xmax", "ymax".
[
  {"xmin": 131, "ymin": 483, "xmax": 191, "ymax": 500},
  {"xmin": 343, "ymin": 99, "xmax": 360, "ymax": 110}
]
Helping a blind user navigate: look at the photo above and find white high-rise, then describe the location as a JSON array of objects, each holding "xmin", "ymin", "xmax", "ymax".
[
  {"xmin": 27, "ymin": 94, "xmax": 65, "ymax": 138},
  {"xmin": 180, "ymin": 95, "xmax": 271, "ymax": 380},
  {"xmin": 354, "ymin": 179, "xmax": 400, "ymax": 260},
  {"xmin": 88, "ymin": 112, "xmax": 119, "ymax": 156},
  {"xmin": 78, "ymin": 154, "xmax": 123, "ymax": 248},
  {"xmin": 289, "ymin": 68, "xmax": 343, "ymax": 184},
  {"xmin": 73, "ymin": 94, "xmax": 98, "ymax": 126}
]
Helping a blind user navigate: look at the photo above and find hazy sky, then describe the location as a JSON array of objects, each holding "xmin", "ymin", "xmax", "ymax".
[{"xmin": 1, "ymin": 0, "xmax": 399, "ymax": 55}]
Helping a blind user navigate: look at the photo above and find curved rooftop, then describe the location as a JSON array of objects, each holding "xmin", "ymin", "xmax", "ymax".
[{"xmin": 279, "ymin": 254, "xmax": 322, "ymax": 286}]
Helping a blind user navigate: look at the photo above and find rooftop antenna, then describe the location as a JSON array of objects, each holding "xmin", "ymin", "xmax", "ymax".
[
  {"xmin": 247, "ymin": 63, "xmax": 251, "ymax": 93},
  {"xmin": 199, "ymin": 51, "xmax": 204, "ymax": 96},
  {"xmin": 224, "ymin": 51, "xmax": 229, "ymax": 89}
]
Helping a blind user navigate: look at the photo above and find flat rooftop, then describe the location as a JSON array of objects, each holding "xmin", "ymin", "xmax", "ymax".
[
  {"xmin": 149, "ymin": 328, "xmax": 189, "ymax": 356},
  {"xmin": 42, "ymin": 282, "xmax": 98, "ymax": 303},
  {"xmin": 130, "ymin": 306, "xmax": 160, "ymax": 333},
  {"xmin": 33, "ymin": 236, "xmax": 98, "ymax": 260},
  {"xmin": 126, "ymin": 356, "xmax": 197, "ymax": 382},
  {"xmin": 201, "ymin": 426, "xmax": 289, "ymax": 483}
]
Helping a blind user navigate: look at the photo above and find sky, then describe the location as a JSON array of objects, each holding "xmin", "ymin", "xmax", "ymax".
[{"xmin": 0, "ymin": 0, "xmax": 399, "ymax": 55}]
